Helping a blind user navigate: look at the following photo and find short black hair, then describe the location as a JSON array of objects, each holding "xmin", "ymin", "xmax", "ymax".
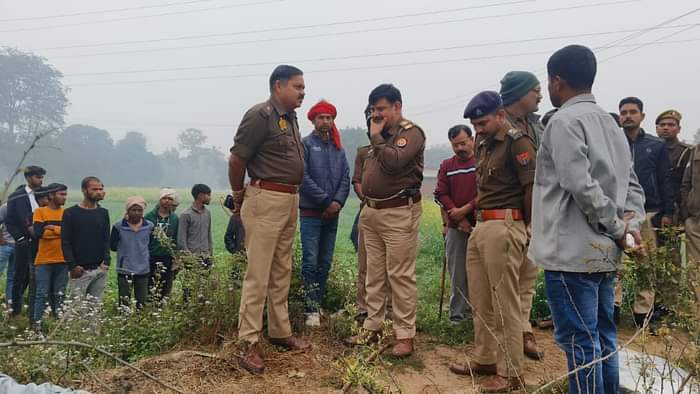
[
  {"xmin": 619, "ymin": 97, "xmax": 644, "ymax": 112},
  {"xmin": 46, "ymin": 183, "xmax": 67, "ymax": 195},
  {"xmin": 547, "ymin": 45, "xmax": 597, "ymax": 91},
  {"xmin": 609, "ymin": 112, "xmax": 621, "ymax": 127},
  {"xmin": 191, "ymin": 183, "xmax": 211, "ymax": 199},
  {"xmin": 24, "ymin": 166, "xmax": 46, "ymax": 178},
  {"xmin": 448, "ymin": 125, "xmax": 472, "ymax": 140},
  {"xmin": 81, "ymin": 176, "xmax": 102, "ymax": 190},
  {"xmin": 35, "ymin": 186, "xmax": 50, "ymax": 200},
  {"xmin": 363, "ymin": 104, "xmax": 372, "ymax": 129},
  {"xmin": 269, "ymin": 65, "xmax": 303, "ymax": 92},
  {"xmin": 542, "ymin": 109, "xmax": 558, "ymax": 127},
  {"xmin": 368, "ymin": 84, "xmax": 402, "ymax": 106}
]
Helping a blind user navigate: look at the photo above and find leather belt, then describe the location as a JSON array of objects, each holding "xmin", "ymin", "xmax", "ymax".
[
  {"xmin": 250, "ymin": 178, "xmax": 299, "ymax": 194},
  {"xmin": 365, "ymin": 193, "xmax": 421, "ymax": 210},
  {"xmin": 477, "ymin": 208, "xmax": 523, "ymax": 222}
]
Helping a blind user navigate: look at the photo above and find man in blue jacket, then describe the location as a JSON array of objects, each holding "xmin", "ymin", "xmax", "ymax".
[
  {"xmin": 619, "ymin": 96, "xmax": 674, "ymax": 328},
  {"xmin": 299, "ymin": 100, "xmax": 350, "ymax": 327}
]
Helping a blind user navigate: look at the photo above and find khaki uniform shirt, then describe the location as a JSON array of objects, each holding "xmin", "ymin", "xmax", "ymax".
[
  {"xmin": 666, "ymin": 137, "xmax": 692, "ymax": 214},
  {"xmin": 506, "ymin": 111, "xmax": 544, "ymax": 149},
  {"xmin": 361, "ymin": 119, "xmax": 425, "ymax": 199},
  {"xmin": 475, "ymin": 122, "xmax": 536, "ymax": 210},
  {"xmin": 230, "ymin": 98, "xmax": 304, "ymax": 185},
  {"xmin": 353, "ymin": 145, "xmax": 370, "ymax": 185}
]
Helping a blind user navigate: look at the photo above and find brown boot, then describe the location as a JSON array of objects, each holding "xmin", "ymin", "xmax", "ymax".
[
  {"xmin": 480, "ymin": 375, "xmax": 522, "ymax": 393},
  {"xmin": 523, "ymin": 332, "xmax": 543, "ymax": 360},
  {"xmin": 343, "ymin": 329, "xmax": 380, "ymax": 346},
  {"xmin": 269, "ymin": 336, "xmax": 311, "ymax": 351},
  {"xmin": 390, "ymin": 338, "xmax": 413, "ymax": 357},
  {"xmin": 238, "ymin": 342, "xmax": 264, "ymax": 375},
  {"xmin": 449, "ymin": 359, "xmax": 497, "ymax": 376}
]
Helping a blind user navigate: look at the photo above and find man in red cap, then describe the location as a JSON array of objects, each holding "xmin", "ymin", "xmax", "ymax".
[{"xmin": 299, "ymin": 100, "xmax": 350, "ymax": 327}]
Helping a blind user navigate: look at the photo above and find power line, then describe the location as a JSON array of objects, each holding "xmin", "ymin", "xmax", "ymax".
[
  {"xmin": 412, "ymin": 7, "xmax": 700, "ymax": 115},
  {"xmin": 35, "ymin": 0, "xmax": 637, "ymax": 60},
  {"xmin": 65, "ymin": 38, "xmax": 700, "ymax": 87},
  {"xmin": 62, "ymin": 23, "xmax": 699, "ymax": 77},
  {"xmin": 0, "ymin": 0, "xmax": 252, "ymax": 22},
  {"xmin": 30, "ymin": 0, "xmax": 533, "ymax": 50},
  {"xmin": 0, "ymin": 0, "xmax": 286, "ymax": 33}
]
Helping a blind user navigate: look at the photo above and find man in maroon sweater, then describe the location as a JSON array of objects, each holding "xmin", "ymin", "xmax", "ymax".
[{"xmin": 434, "ymin": 125, "xmax": 478, "ymax": 322}]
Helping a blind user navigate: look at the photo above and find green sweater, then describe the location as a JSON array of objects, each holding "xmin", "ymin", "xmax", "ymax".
[{"xmin": 144, "ymin": 207, "xmax": 179, "ymax": 257}]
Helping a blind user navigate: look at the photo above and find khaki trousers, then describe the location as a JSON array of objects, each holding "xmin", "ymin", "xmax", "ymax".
[
  {"xmin": 356, "ymin": 221, "xmax": 392, "ymax": 314},
  {"xmin": 684, "ymin": 217, "xmax": 700, "ymax": 313},
  {"xmin": 238, "ymin": 186, "xmax": 298, "ymax": 343},
  {"xmin": 467, "ymin": 211, "xmax": 526, "ymax": 378},
  {"xmin": 519, "ymin": 256, "xmax": 538, "ymax": 333},
  {"xmin": 361, "ymin": 202, "xmax": 421, "ymax": 339}
]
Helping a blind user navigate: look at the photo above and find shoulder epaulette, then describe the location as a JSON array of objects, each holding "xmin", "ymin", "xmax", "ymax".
[
  {"xmin": 507, "ymin": 128, "xmax": 524, "ymax": 140},
  {"xmin": 399, "ymin": 120, "xmax": 415, "ymax": 131}
]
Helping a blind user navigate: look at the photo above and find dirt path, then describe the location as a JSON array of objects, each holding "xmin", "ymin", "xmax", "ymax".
[
  {"xmin": 89, "ymin": 324, "xmax": 694, "ymax": 393},
  {"xmin": 85, "ymin": 328, "xmax": 577, "ymax": 394}
]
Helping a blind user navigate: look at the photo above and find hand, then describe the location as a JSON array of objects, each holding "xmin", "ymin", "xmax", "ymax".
[
  {"xmin": 233, "ymin": 201, "xmax": 243, "ymax": 215},
  {"xmin": 70, "ymin": 266, "xmax": 85, "ymax": 279},
  {"xmin": 457, "ymin": 219, "xmax": 472, "ymax": 234},
  {"xmin": 448, "ymin": 206, "xmax": 467, "ymax": 223},
  {"xmin": 617, "ymin": 228, "xmax": 646, "ymax": 257},
  {"xmin": 45, "ymin": 224, "xmax": 56, "ymax": 231},
  {"xmin": 327, "ymin": 201, "xmax": 341, "ymax": 215},
  {"xmin": 99, "ymin": 263, "xmax": 109, "ymax": 272},
  {"xmin": 369, "ymin": 116, "xmax": 387, "ymax": 136},
  {"xmin": 661, "ymin": 215, "xmax": 673, "ymax": 228}
]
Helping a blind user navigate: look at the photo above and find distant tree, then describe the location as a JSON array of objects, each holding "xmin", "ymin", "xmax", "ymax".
[
  {"xmin": 0, "ymin": 47, "xmax": 69, "ymax": 200},
  {"xmin": 178, "ymin": 128, "xmax": 207, "ymax": 157},
  {"xmin": 113, "ymin": 131, "xmax": 162, "ymax": 186},
  {"xmin": 56, "ymin": 124, "xmax": 115, "ymax": 186}
]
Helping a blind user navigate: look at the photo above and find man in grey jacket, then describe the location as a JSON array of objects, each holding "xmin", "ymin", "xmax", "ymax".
[{"xmin": 529, "ymin": 45, "xmax": 645, "ymax": 394}]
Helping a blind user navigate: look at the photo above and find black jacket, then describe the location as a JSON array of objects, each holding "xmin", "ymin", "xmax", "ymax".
[
  {"xmin": 627, "ymin": 129, "xmax": 674, "ymax": 216},
  {"xmin": 5, "ymin": 185, "xmax": 33, "ymax": 242}
]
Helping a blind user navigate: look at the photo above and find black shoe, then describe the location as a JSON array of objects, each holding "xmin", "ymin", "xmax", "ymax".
[{"xmin": 614, "ymin": 305, "xmax": 621, "ymax": 325}]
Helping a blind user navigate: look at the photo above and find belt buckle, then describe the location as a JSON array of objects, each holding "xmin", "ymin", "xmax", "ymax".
[{"xmin": 366, "ymin": 199, "xmax": 377, "ymax": 209}]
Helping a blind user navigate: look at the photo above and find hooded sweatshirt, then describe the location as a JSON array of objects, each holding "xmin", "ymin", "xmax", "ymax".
[{"xmin": 110, "ymin": 218, "xmax": 154, "ymax": 276}]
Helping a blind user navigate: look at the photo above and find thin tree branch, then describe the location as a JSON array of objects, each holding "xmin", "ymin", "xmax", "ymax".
[{"xmin": 0, "ymin": 340, "xmax": 186, "ymax": 394}]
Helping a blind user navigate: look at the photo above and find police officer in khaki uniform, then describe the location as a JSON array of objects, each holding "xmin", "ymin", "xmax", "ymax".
[
  {"xmin": 229, "ymin": 65, "xmax": 311, "ymax": 374},
  {"xmin": 500, "ymin": 70, "xmax": 545, "ymax": 360},
  {"xmin": 656, "ymin": 109, "xmax": 692, "ymax": 224},
  {"xmin": 345, "ymin": 84, "xmax": 425, "ymax": 358},
  {"xmin": 449, "ymin": 91, "xmax": 536, "ymax": 393}
]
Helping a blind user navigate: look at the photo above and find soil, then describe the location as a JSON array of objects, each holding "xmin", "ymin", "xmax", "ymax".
[{"xmin": 84, "ymin": 326, "xmax": 688, "ymax": 394}]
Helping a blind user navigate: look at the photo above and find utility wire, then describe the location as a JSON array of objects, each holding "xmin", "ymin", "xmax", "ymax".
[
  {"xmin": 65, "ymin": 38, "xmax": 700, "ymax": 87},
  {"xmin": 44, "ymin": 0, "xmax": 639, "ymax": 60},
  {"xmin": 29, "ymin": 0, "xmax": 533, "ymax": 50},
  {"xmin": 0, "ymin": 0, "xmax": 286, "ymax": 33},
  {"xmin": 0, "ymin": 0, "xmax": 257, "ymax": 22},
  {"xmin": 62, "ymin": 23, "xmax": 699, "ymax": 77}
]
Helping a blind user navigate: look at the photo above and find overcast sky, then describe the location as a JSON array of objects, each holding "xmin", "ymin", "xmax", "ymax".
[{"xmin": 2, "ymin": 0, "xmax": 699, "ymax": 153}]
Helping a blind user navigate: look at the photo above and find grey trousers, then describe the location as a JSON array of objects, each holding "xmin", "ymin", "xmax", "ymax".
[{"xmin": 446, "ymin": 227, "xmax": 470, "ymax": 320}]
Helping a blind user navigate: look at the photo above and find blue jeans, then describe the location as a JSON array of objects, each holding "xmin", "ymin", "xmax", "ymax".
[
  {"xmin": 33, "ymin": 264, "xmax": 69, "ymax": 323},
  {"xmin": 545, "ymin": 271, "xmax": 618, "ymax": 394},
  {"xmin": 0, "ymin": 244, "xmax": 15, "ymax": 302},
  {"xmin": 300, "ymin": 216, "xmax": 338, "ymax": 313}
]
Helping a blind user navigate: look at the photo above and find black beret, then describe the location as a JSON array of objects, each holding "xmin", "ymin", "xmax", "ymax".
[{"xmin": 463, "ymin": 91, "xmax": 503, "ymax": 119}]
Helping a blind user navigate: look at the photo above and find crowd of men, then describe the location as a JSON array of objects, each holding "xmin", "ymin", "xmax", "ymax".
[
  {"xmin": 227, "ymin": 44, "xmax": 699, "ymax": 393},
  {"xmin": 1, "ymin": 43, "xmax": 698, "ymax": 393},
  {"xmin": 0, "ymin": 174, "xmax": 226, "ymax": 328}
]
